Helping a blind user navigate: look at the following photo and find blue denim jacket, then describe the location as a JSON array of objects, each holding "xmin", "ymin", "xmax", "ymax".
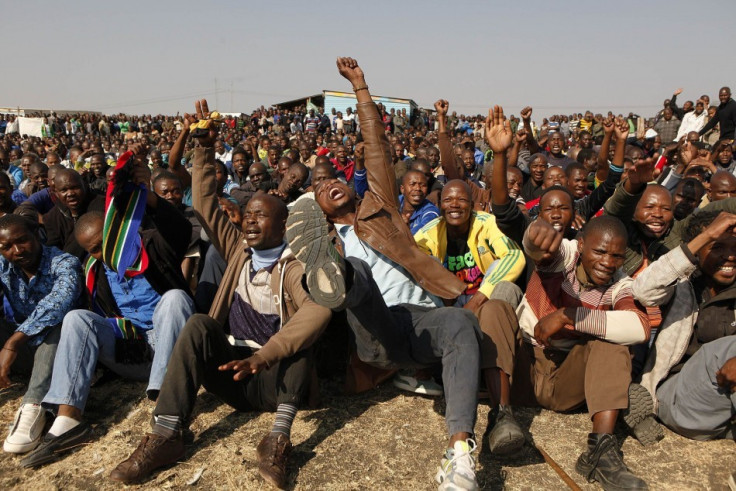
[{"xmin": 0, "ymin": 246, "xmax": 82, "ymax": 346}]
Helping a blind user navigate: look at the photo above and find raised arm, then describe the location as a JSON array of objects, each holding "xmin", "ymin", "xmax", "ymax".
[
  {"xmin": 520, "ymin": 106, "xmax": 540, "ymax": 154},
  {"xmin": 336, "ymin": 57, "xmax": 399, "ymax": 207},
  {"xmin": 507, "ymin": 128, "xmax": 526, "ymax": 168},
  {"xmin": 596, "ymin": 117, "xmax": 614, "ymax": 177},
  {"xmin": 485, "ymin": 105, "xmax": 514, "ymax": 207},
  {"xmin": 634, "ymin": 212, "xmax": 736, "ymax": 308},
  {"xmin": 167, "ymin": 118, "xmax": 193, "ymax": 189},
  {"xmin": 522, "ymin": 218, "xmax": 563, "ymax": 265},
  {"xmin": 698, "ymin": 109, "xmax": 720, "ymax": 136},
  {"xmin": 668, "ymin": 89, "xmax": 685, "ymax": 120},
  {"xmin": 189, "ymin": 99, "xmax": 242, "ymax": 262},
  {"xmin": 575, "ymin": 121, "xmax": 627, "ymax": 221},
  {"xmin": 436, "ymin": 99, "xmax": 463, "ymax": 181}
]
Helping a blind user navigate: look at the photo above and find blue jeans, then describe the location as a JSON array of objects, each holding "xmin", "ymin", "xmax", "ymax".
[
  {"xmin": 42, "ymin": 290, "xmax": 194, "ymax": 412},
  {"xmin": 0, "ymin": 321, "xmax": 61, "ymax": 405}
]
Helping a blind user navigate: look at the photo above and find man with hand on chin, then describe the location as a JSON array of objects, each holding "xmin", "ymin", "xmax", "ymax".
[{"xmin": 485, "ymin": 215, "xmax": 650, "ymax": 490}]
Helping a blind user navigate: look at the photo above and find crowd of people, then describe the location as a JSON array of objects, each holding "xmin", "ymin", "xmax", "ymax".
[{"xmin": 0, "ymin": 57, "xmax": 735, "ymax": 490}]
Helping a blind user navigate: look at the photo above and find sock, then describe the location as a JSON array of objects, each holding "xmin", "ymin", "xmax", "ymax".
[
  {"xmin": 152, "ymin": 415, "xmax": 182, "ymax": 439},
  {"xmin": 270, "ymin": 403, "xmax": 297, "ymax": 437},
  {"xmin": 48, "ymin": 415, "xmax": 80, "ymax": 437}
]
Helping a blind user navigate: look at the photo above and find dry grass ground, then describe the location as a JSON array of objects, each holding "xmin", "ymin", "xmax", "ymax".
[{"xmin": 1, "ymin": 374, "xmax": 734, "ymax": 491}]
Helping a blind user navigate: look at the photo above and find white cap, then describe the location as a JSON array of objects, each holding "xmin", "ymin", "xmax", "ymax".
[{"xmin": 645, "ymin": 129, "xmax": 658, "ymax": 139}]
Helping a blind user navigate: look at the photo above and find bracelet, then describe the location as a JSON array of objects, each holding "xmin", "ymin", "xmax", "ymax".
[
  {"xmin": 353, "ymin": 85, "xmax": 369, "ymax": 92},
  {"xmin": 609, "ymin": 163, "xmax": 624, "ymax": 173}
]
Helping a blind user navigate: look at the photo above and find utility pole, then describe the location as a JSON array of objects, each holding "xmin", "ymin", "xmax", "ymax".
[{"xmin": 215, "ymin": 78, "xmax": 219, "ymax": 109}]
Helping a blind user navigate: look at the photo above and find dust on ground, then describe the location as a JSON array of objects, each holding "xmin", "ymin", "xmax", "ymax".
[{"xmin": 1, "ymin": 375, "xmax": 733, "ymax": 490}]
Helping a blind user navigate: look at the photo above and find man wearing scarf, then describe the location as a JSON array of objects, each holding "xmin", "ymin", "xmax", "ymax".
[
  {"xmin": 109, "ymin": 101, "xmax": 331, "ymax": 489},
  {"xmin": 21, "ymin": 144, "xmax": 195, "ymax": 468}
]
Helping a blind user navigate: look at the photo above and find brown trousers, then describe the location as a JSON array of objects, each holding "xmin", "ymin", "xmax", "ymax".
[{"xmin": 473, "ymin": 300, "xmax": 631, "ymax": 417}]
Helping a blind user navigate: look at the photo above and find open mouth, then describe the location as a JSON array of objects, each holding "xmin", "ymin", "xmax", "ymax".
[
  {"xmin": 645, "ymin": 221, "xmax": 666, "ymax": 235},
  {"xmin": 550, "ymin": 222, "xmax": 564, "ymax": 232},
  {"xmin": 717, "ymin": 265, "xmax": 736, "ymax": 278},
  {"xmin": 446, "ymin": 210, "xmax": 464, "ymax": 219},
  {"xmin": 328, "ymin": 187, "xmax": 345, "ymax": 200}
]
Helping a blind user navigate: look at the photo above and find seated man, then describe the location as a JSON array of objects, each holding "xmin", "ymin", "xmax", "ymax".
[
  {"xmin": 269, "ymin": 162, "xmax": 309, "ymax": 208},
  {"xmin": 230, "ymin": 161, "xmax": 274, "ymax": 207},
  {"xmin": 43, "ymin": 168, "xmax": 105, "ymax": 260},
  {"xmin": 632, "ymin": 211, "xmax": 736, "ymax": 448},
  {"xmin": 414, "ymin": 179, "xmax": 525, "ymax": 450},
  {"xmin": 486, "ymin": 216, "xmax": 650, "ymax": 490},
  {"xmin": 22, "ymin": 146, "xmax": 195, "ymax": 468},
  {"xmin": 110, "ymin": 103, "xmax": 331, "ymax": 488},
  {"xmin": 399, "ymin": 169, "xmax": 439, "ymax": 234},
  {"xmin": 152, "ymin": 171, "xmax": 203, "ymax": 283},
  {"xmin": 672, "ymin": 178, "xmax": 705, "ymax": 220},
  {"xmin": 12, "ymin": 162, "xmax": 48, "ymax": 206},
  {"xmin": 22, "ymin": 164, "xmax": 59, "ymax": 216},
  {"xmin": 0, "ymin": 215, "xmax": 82, "ymax": 454},
  {"xmin": 287, "ymin": 58, "xmax": 482, "ymax": 491}
]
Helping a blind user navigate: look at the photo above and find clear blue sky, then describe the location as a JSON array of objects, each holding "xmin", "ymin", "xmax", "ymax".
[{"xmin": 2, "ymin": 0, "xmax": 733, "ymax": 119}]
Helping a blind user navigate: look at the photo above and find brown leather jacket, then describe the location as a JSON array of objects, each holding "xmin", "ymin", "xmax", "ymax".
[
  {"xmin": 438, "ymin": 130, "xmax": 491, "ymax": 213},
  {"xmin": 352, "ymin": 101, "xmax": 465, "ymax": 299}
]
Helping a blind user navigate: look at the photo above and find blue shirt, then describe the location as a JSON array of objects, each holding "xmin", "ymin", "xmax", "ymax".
[
  {"xmin": 7, "ymin": 165, "xmax": 23, "ymax": 188},
  {"xmin": 398, "ymin": 195, "xmax": 440, "ymax": 235},
  {"xmin": 0, "ymin": 246, "xmax": 82, "ymax": 346},
  {"xmin": 337, "ymin": 224, "xmax": 440, "ymax": 309},
  {"xmin": 104, "ymin": 266, "xmax": 161, "ymax": 330},
  {"xmin": 353, "ymin": 169, "xmax": 368, "ymax": 198},
  {"xmin": 26, "ymin": 188, "xmax": 55, "ymax": 215},
  {"xmin": 11, "ymin": 189, "xmax": 27, "ymax": 206}
]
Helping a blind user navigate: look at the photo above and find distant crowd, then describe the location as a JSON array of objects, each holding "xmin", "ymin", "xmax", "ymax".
[{"xmin": 0, "ymin": 59, "xmax": 735, "ymax": 491}]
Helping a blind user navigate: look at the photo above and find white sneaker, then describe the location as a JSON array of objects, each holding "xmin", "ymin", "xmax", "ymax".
[
  {"xmin": 4, "ymin": 403, "xmax": 46, "ymax": 454},
  {"xmin": 393, "ymin": 370, "xmax": 444, "ymax": 397},
  {"xmin": 435, "ymin": 439, "xmax": 479, "ymax": 491}
]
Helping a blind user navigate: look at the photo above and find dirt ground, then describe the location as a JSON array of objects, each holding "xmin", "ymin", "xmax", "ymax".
[{"xmin": 1, "ymin": 373, "xmax": 734, "ymax": 491}]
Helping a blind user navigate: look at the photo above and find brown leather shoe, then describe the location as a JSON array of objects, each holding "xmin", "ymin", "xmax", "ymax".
[
  {"xmin": 109, "ymin": 433, "xmax": 184, "ymax": 484},
  {"xmin": 256, "ymin": 433, "xmax": 292, "ymax": 489}
]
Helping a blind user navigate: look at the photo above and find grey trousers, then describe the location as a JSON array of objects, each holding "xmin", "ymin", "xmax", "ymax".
[
  {"xmin": 339, "ymin": 258, "xmax": 481, "ymax": 437},
  {"xmin": 657, "ymin": 335, "xmax": 736, "ymax": 441},
  {"xmin": 0, "ymin": 321, "xmax": 61, "ymax": 405}
]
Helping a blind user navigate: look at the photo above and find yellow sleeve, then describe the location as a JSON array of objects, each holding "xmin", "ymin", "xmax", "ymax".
[
  {"xmin": 478, "ymin": 223, "xmax": 526, "ymax": 299},
  {"xmin": 413, "ymin": 226, "xmax": 438, "ymax": 259}
]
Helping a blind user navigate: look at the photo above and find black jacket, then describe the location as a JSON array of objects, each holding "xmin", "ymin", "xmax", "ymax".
[
  {"xmin": 43, "ymin": 193, "xmax": 106, "ymax": 260},
  {"xmin": 90, "ymin": 196, "xmax": 192, "ymax": 318},
  {"xmin": 699, "ymin": 98, "xmax": 736, "ymax": 141}
]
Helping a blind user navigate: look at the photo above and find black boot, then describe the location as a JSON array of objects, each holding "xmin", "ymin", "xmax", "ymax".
[
  {"xmin": 486, "ymin": 405, "xmax": 525, "ymax": 455},
  {"xmin": 575, "ymin": 433, "xmax": 647, "ymax": 490}
]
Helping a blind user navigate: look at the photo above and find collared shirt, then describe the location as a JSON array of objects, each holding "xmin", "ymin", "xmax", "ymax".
[
  {"xmin": 0, "ymin": 246, "xmax": 82, "ymax": 346},
  {"xmin": 337, "ymin": 224, "xmax": 441, "ymax": 309},
  {"xmin": 654, "ymin": 118, "xmax": 681, "ymax": 144},
  {"xmin": 398, "ymin": 195, "xmax": 439, "ymax": 235},
  {"xmin": 104, "ymin": 266, "xmax": 161, "ymax": 330}
]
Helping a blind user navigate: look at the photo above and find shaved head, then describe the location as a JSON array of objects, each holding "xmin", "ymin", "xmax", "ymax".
[{"xmin": 441, "ymin": 179, "xmax": 472, "ymax": 200}]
